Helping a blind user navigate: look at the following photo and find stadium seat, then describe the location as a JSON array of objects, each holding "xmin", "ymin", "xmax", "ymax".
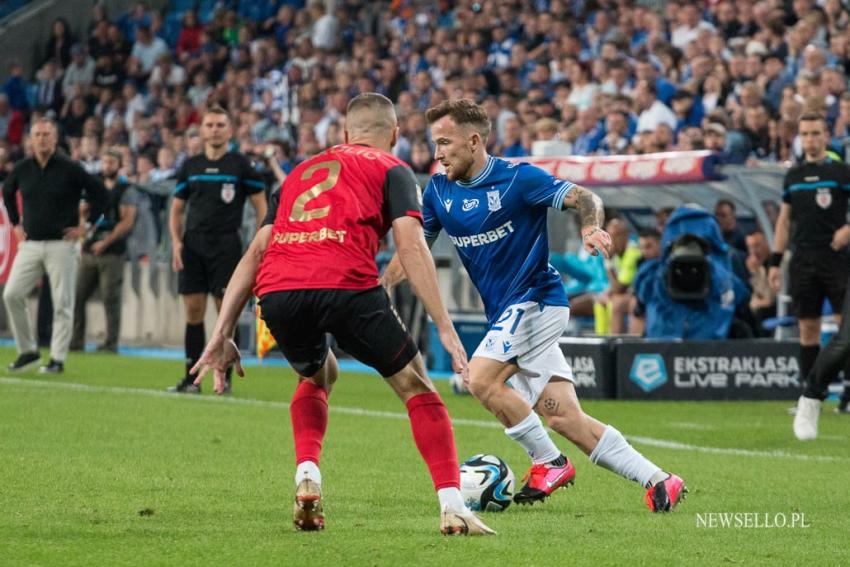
[
  {"xmin": 163, "ymin": 12, "xmax": 184, "ymax": 48},
  {"xmin": 0, "ymin": 0, "xmax": 31, "ymax": 21},
  {"xmin": 170, "ymin": 0, "xmax": 196, "ymax": 13},
  {"xmin": 238, "ymin": 0, "xmax": 274, "ymax": 23},
  {"xmin": 199, "ymin": 0, "xmax": 220, "ymax": 13}
]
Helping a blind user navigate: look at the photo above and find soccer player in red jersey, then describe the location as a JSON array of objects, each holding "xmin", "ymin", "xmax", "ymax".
[{"xmin": 191, "ymin": 93, "xmax": 494, "ymax": 535}]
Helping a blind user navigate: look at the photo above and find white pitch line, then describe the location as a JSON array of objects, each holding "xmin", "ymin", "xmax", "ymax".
[
  {"xmin": 668, "ymin": 421, "xmax": 716, "ymax": 431},
  {"xmin": 0, "ymin": 376, "xmax": 502, "ymax": 428},
  {"xmin": 625, "ymin": 436, "xmax": 847, "ymax": 463},
  {"xmin": 1, "ymin": 377, "xmax": 847, "ymax": 463}
]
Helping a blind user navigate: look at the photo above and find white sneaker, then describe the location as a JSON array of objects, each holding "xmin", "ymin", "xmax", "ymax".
[
  {"xmin": 439, "ymin": 506, "xmax": 496, "ymax": 535},
  {"xmin": 793, "ymin": 396, "xmax": 821, "ymax": 441}
]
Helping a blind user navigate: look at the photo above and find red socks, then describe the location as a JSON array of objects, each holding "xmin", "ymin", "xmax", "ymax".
[
  {"xmin": 406, "ymin": 392, "xmax": 460, "ymax": 490},
  {"xmin": 291, "ymin": 384, "xmax": 459, "ymax": 491},
  {"xmin": 290, "ymin": 380, "xmax": 329, "ymax": 465}
]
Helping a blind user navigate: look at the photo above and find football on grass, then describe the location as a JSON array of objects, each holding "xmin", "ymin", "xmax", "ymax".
[
  {"xmin": 460, "ymin": 454, "xmax": 515, "ymax": 512},
  {"xmin": 449, "ymin": 372, "xmax": 470, "ymax": 395}
]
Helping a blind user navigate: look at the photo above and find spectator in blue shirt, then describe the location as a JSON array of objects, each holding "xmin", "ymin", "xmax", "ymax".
[
  {"xmin": 671, "ymin": 89, "xmax": 704, "ymax": 134},
  {"xmin": 498, "ymin": 116, "xmax": 528, "ymax": 158},
  {"xmin": 3, "ymin": 61, "xmax": 29, "ymax": 112},
  {"xmin": 635, "ymin": 58, "xmax": 675, "ymax": 106},
  {"xmin": 763, "ymin": 52, "xmax": 794, "ymax": 113},
  {"xmin": 572, "ymin": 108, "xmax": 604, "ymax": 156}
]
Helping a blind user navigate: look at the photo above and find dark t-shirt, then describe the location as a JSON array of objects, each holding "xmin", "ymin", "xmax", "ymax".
[
  {"xmin": 782, "ymin": 158, "xmax": 850, "ymax": 251},
  {"xmin": 2, "ymin": 153, "xmax": 107, "ymax": 240},
  {"xmin": 173, "ymin": 151, "xmax": 265, "ymax": 234},
  {"xmin": 85, "ymin": 179, "xmax": 139, "ymax": 255}
]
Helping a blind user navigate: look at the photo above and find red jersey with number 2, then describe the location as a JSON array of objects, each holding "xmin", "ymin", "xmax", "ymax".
[{"xmin": 254, "ymin": 144, "xmax": 423, "ymax": 296}]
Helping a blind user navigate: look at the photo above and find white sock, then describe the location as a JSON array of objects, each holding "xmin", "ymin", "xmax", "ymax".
[
  {"xmin": 295, "ymin": 461, "xmax": 321, "ymax": 487},
  {"xmin": 437, "ymin": 487, "xmax": 468, "ymax": 513},
  {"xmin": 648, "ymin": 471, "xmax": 669, "ymax": 487},
  {"xmin": 504, "ymin": 411, "xmax": 561, "ymax": 464},
  {"xmin": 589, "ymin": 425, "xmax": 662, "ymax": 488}
]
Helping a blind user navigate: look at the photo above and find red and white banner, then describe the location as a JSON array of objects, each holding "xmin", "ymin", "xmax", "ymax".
[
  {"xmin": 0, "ymin": 203, "xmax": 16, "ymax": 285},
  {"xmin": 431, "ymin": 151, "xmax": 721, "ymax": 186}
]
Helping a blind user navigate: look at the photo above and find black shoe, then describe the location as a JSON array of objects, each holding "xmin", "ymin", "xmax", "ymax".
[
  {"xmin": 96, "ymin": 343, "xmax": 118, "ymax": 353},
  {"xmin": 8, "ymin": 352, "xmax": 40, "ymax": 371},
  {"xmin": 836, "ymin": 398, "xmax": 850, "ymax": 414},
  {"xmin": 68, "ymin": 343, "xmax": 85, "ymax": 352},
  {"xmin": 167, "ymin": 378, "xmax": 200, "ymax": 394},
  {"xmin": 39, "ymin": 359, "xmax": 64, "ymax": 374}
]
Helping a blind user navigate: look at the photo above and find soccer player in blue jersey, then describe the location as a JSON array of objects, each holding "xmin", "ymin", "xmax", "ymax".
[{"xmin": 383, "ymin": 99, "xmax": 686, "ymax": 512}]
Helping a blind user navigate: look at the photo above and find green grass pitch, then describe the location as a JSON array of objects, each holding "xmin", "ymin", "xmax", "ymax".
[{"xmin": 1, "ymin": 346, "xmax": 848, "ymax": 566}]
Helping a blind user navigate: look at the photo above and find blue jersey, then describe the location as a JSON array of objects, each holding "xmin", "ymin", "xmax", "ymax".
[{"xmin": 423, "ymin": 156, "xmax": 573, "ymax": 324}]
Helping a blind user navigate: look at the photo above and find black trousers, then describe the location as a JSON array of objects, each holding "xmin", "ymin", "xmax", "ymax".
[{"xmin": 804, "ymin": 271, "xmax": 850, "ymax": 401}]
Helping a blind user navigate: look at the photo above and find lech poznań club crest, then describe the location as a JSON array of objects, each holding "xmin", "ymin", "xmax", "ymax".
[{"xmin": 487, "ymin": 190, "xmax": 502, "ymax": 212}]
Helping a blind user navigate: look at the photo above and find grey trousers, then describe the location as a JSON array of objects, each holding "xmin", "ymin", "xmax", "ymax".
[
  {"xmin": 71, "ymin": 252, "xmax": 124, "ymax": 350},
  {"xmin": 2, "ymin": 240, "xmax": 79, "ymax": 361}
]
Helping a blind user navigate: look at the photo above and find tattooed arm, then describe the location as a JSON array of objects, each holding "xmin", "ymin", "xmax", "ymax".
[{"xmin": 562, "ymin": 185, "xmax": 612, "ymax": 258}]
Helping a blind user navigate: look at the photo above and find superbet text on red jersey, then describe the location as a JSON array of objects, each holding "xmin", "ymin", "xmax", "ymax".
[{"xmin": 254, "ymin": 144, "xmax": 423, "ymax": 296}]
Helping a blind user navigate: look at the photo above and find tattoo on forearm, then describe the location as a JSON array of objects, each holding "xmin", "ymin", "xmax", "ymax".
[{"xmin": 578, "ymin": 189, "xmax": 604, "ymax": 229}]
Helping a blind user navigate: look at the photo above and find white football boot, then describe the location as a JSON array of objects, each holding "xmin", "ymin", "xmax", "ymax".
[
  {"xmin": 793, "ymin": 396, "xmax": 822, "ymax": 441},
  {"xmin": 439, "ymin": 506, "xmax": 496, "ymax": 535}
]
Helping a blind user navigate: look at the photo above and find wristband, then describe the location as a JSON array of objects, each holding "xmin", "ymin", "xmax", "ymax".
[{"xmin": 768, "ymin": 252, "xmax": 783, "ymax": 268}]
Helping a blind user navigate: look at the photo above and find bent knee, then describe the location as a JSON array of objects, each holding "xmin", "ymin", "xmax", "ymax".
[
  {"xmin": 185, "ymin": 308, "xmax": 206, "ymax": 323},
  {"xmin": 386, "ymin": 359, "xmax": 435, "ymax": 401},
  {"xmin": 466, "ymin": 373, "xmax": 501, "ymax": 401},
  {"xmin": 2, "ymin": 285, "xmax": 25, "ymax": 302}
]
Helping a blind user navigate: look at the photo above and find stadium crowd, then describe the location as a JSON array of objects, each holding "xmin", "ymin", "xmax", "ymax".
[
  {"xmin": 3, "ymin": 0, "xmax": 850, "ymax": 177},
  {"xmin": 1, "ymin": 0, "xmax": 850, "ymax": 342}
]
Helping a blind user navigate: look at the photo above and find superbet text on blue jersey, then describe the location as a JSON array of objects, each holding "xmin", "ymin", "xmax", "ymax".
[{"xmin": 423, "ymin": 156, "xmax": 574, "ymax": 324}]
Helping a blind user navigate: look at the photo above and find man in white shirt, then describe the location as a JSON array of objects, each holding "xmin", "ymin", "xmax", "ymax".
[
  {"xmin": 62, "ymin": 45, "xmax": 95, "ymax": 100},
  {"xmin": 671, "ymin": 4, "xmax": 715, "ymax": 51},
  {"xmin": 130, "ymin": 25, "xmax": 169, "ymax": 74},
  {"xmin": 310, "ymin": 0, "xmax": 338, "ymax": 51},
  {"xmin": 148, "ymin": 54, "xmax": 186, "ymax": 89},
  {"xmin": 634, "ymin": 80, "xmax": 677, "ymax": 134}
]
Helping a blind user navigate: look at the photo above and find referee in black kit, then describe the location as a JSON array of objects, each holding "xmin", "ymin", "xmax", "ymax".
[
  {"xmin": 766, "ymin": 113, "xmax": 850, "ymax": 440},
  {"xmin": 2, "ymin": 118, "xmax": 107, "ymax": 373},
  {"xmin": 168, "ymin": 106, "xmax": 267, "ymax": 394}
]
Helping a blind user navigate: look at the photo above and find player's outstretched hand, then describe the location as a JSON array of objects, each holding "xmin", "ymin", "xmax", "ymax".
[
  {"xmin": 191, "ymin": 334, "xmax": 245, "ymax": 395},
  {"xmin": 439, "ymin": 328, "xmax": 469, "ymax": 380},
  {"xmin": 582, "ymin": 227, "xmax": 613, "ymax": 258}
]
